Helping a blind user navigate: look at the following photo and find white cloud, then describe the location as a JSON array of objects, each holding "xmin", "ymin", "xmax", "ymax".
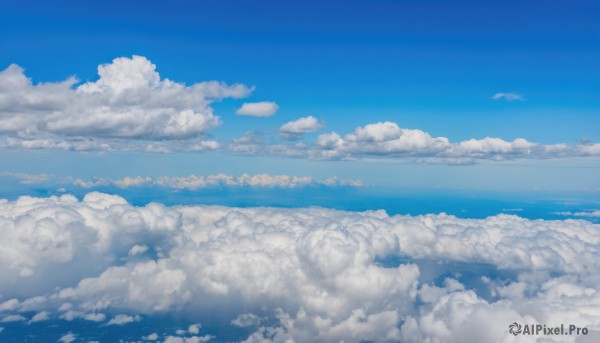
[
  {"xmin": 129, "ymin": 244, "xmax": 150, "ymax": 256},
  {"xmin": 29, "ymin": 311, "xmax": 50, "ymax": 323},
  {"xmin": 143, "ymin": 332, "xmax": 159, "ymax": 340},
  {"xmin": 0, "ymin": 299, "xmax": 19, "ymax": 312},
  {"xmin": 164, "ymin": 336, "xmax": 213, "ymax": 343},
  {"xmin": 73, "ymin": 173, "xmax": 363, "ymax": 190},
  {"xmin": 188, "ymin": 323, "xmax": 201, "ymax": 334},
  {"xmin": 0, "ymin": 172, "xmax": 50, "ymax": 184},
  {"xmin": 231, "ymin": 313, "xmax": 261, "ymax": 327},
  {"xmin": 58, "ymin": 333, "xmax": 77, "ymax": 343},
  {"xmin": 491, "ymin": 92, "xmax": 524, "ymax": 101},
  {"xmin": 279, "ymin": 116, "xmax": 323, "ymax": 140},
  {"xmin": 1, "ymin": 193, "xmax": 600, "ymax": 341},
  {"xmin": 1, "ymin": 314, "xmax": 26, "ymax": 322},
  {"xmin": 309, "ymin": 121, "xmax": 600, "ymax": 161},
  {"xmin": 236, "ymin": 101, "xmax": 279, "ymax": 117},
  {"xmin": 106, "ymin": 314, "xmax": 141, "ymax": 325},
  {"xmin": 0, "ymin": 56, "xmax": 252, "ymax": 141},
  {"xmin": 83, "ymin": 312, "xmax": 106, "ymax": 322},
  {"xmin": 554, "ymin": 210, "xmax": 600, "ymax": 218}
]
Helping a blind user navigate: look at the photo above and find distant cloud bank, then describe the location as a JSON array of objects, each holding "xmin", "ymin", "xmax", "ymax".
[{"xmin": 73, "ymin": 173, "xmax": 364, "ymax": 189}]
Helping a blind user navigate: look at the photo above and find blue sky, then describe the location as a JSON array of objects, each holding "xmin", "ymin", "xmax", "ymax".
[{"xmin": 0, "ymin": 0, "xmax": 599, "ymax": 193}]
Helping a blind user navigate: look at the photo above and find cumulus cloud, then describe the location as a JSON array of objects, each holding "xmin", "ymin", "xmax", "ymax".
[
  {"xmin": 491, "ymin": 92, "xmax": 524, "ymax": 101},
  {"xmin": 279, "ymin": 116, "xmax": 323, "ymax": 140},
  {"xmin": 0, "ymin": 56, "xmax": 252, "ymax": 143},
  {"xmin": 72, "ymin": 173, "xmax": 363, "ymax": 190},
  {"xmin": 308, "ymin": 121, "xmax": 600, "ymax": 161},
  {"xmin": 1, "ymin": 193, "xmax": 600, "ymax": 341},
  {"xmin": 236, "ymin": 102, "xmax": 279, "ymax": 117}
]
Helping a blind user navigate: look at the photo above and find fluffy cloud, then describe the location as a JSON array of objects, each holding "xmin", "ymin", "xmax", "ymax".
[
  {"xmin": 492, "ymin": 92, "xmax": 524, "ymax": 101},
  {"xmin": 236, "ymin": 102, "xmax": 279, "ymax": 117},
  {"xmin": 310, "ymin": 121, "xmax": 600, "ymax": 161},
  {"xmin": 0, "ymin": 56, "xmax": 252, "ymax": 142},
  {"xmin": 72, "ymin": 173, "xmax": 363, "ymax": 190},
  {"xmin": 279, "ymin": 116, "xmax": 323, "ymax": 140},
  {"xmin": 1, "ymin": 193, "xmax": 600, "ymax": 341}
]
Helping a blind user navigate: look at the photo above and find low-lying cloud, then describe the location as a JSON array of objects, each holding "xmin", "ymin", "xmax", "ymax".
[{"xmin": 1, "ymin": 193, "xmax": 599, "ymax": 341}]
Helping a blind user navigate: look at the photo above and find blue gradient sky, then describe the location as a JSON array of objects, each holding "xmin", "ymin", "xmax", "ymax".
[{"xmin": 1, "ymin": 0, "xmax": 599, "ymax": 193}]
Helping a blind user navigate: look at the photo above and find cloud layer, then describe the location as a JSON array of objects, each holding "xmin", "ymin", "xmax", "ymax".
[
  {"xmin": 0, "ymin": 56, "xmax": 251, "ymax": 141},
  {"xmin": 1, "ymin": 193, "xmax": 600, "ymax": 341},
  {"xmin": 72, "ymin": 173, "xmax": 364, "ymax": 190}
]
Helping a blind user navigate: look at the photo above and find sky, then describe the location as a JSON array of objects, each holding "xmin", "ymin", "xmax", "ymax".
[
  {"xmin": 1, "ymin": 1, "xmax": 600, "ymax": 342},
  {"xmin": 0, "ymin": 0, "xmax": 599, "ymax": 195}
]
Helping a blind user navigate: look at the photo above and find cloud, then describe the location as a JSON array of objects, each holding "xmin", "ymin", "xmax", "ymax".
[
  {"xmin": 0, "ymin": 172, "xmax": 50, "ymax": 184},
  {"xmin": 236, "ymin": 101, "xmax": 279, "ymax": 117},
  {"xmin": 72, "ymin": 173, "xmax": 363, "ymax": 190},
  {"xmin": 106, "ymin": 314, "xmax": 141, "ymax": 326},
  {"xmin": 231, "ymin": 313, "xmax": 261, "ymax": 327},
  {"xmin": 29, "ymin": 311, "xmax": 50, "ymax": 323},
  {"xmin": 1, "ymin": 314, "xmax": 27, "ymax": 322},
  {"xmin": 1, "ymin": 193, "xmax": 600, "ymax": 341},
  {"xmin": 0, "ymin": 56, "xmax": 252, "ymax": 141},
  {"xmin": 491, "ymin": 92, "xmax": 524, "ymax": 101},
  {"xmin": 143, "ymin": 333, "xmax": 159, "ymax": 340},
  {"xmin": 308, "ymin": 121, "xmax": 600, "ymax": 161},
  {"xmin": 554, "ymin": 210, "xmax": 600, "ymax": 218},
  {"xmin": 58, "ymin": 333, "xmax": 77, "ymax": 343},
  {"xmin": 279, "ymin": 116, "xmax": 323, "ymax": 140}
]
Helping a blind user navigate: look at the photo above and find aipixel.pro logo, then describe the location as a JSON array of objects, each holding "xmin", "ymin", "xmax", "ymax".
[{"xmin": 508, "ymin": 322, "xmax": 588, "ymax": 336}]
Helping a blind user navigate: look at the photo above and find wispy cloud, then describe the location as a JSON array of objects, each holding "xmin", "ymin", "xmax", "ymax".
[
  {"xmin": 491, "ymin": 92, "xmax": 524, "ymax": 101},
  {"xmin": 73, "ymin": 173, "xmax": 363, "ymax": 189},
  {"xmin": 236, "ymin": 101, "xmax": 279, "ymax": 117},
  {"xmin": 554, "ymin": 210, "xmax": 600, "ymax": 218},
  {"xmin": 0, "ymin": 172, "xmax": 50, "ymax": 184}
]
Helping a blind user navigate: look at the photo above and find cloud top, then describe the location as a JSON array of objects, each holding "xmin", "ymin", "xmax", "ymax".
[{"xmin": 1, "ymin": 193, "xmax": 600, "ymax": 341}]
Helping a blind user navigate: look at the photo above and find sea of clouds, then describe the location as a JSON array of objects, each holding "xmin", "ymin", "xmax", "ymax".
[{"xmin": 1, "ymin": 192, "xmax": 600, "ymax": 342}]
